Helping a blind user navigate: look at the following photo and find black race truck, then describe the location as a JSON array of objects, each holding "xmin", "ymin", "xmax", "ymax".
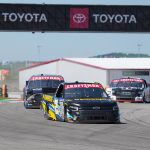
[
  {"xmin": 111, "ymin": 77, "xmax": 147, "ymax": 102},
  {"xmin": 23, "ymin": 74, "xmax": 64, "ymax": 108},
  {"xmin": 41, "ymin": 82, "xmax": 120, "ymax": 123}
]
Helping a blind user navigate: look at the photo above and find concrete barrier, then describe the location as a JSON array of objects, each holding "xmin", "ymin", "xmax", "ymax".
[{"xmin": 8, "ymin": 92, "xmax": 22, "ymax": 99}]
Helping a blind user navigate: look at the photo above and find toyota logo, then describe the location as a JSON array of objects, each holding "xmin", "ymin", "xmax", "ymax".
[{"xmin": 73, "ymin": 13, "xmax": 86, "ymax": 23}]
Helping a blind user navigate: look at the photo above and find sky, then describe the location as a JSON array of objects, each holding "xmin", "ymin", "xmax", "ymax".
[{"xmin": 1, "ymin": 0, "xmax": 150, "ymax": 61}]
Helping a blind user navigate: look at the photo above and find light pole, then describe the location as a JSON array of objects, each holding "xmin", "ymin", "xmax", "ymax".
[
  {"xmin": 37, "ymin": 45, "xmax": 41, "ymax": 62},
  {"xmin": 137, "ymin": 44, "xmax": 142, "ymax": 57}
]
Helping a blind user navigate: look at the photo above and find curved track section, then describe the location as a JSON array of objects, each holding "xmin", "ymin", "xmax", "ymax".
[{"xmin": 0, "ymin": 102, "xmax": 150, "ymax": 150}]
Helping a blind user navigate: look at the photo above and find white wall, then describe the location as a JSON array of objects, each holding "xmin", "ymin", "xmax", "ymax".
[
  {"xmin": 58, "ymin": 61, "xmax": 107, "ymax": 87},
  {"xmin": 20, "ymin": 60, "xmax": 150, "ymax": 92},
  {"xmin": 19, "ymin": 59, "xmax": 150, "ymax": 91}
]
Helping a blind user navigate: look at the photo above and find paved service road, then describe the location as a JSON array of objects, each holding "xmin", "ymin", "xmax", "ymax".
[{"xmin": 0, "ymin": 102, "xmax": 150, "ymax": 150}]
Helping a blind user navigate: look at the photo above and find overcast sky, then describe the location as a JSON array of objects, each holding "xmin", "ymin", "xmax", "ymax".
[{"xmin": 0, "ymin": 0, "xmax": 150, "ymax": 61}]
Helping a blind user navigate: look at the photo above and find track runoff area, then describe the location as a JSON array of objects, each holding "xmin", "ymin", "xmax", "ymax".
[{"xmin": 0, "ymin": 102, "xmax": 150, "ymax": 150}]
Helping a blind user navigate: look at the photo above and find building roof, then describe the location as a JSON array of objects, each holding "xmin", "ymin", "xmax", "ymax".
[
  {"xmin": 19, "ymin": 58, "xmax": 150, "ymax": 71},
  {"xmin": 66, "ymin": 58, "xmax": 150, "ymax": 70}
]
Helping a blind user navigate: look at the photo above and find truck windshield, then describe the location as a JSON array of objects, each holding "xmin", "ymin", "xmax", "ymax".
[
  {"xmin": 28, "ymin": 80, "xmax": 63, "ymax": 89},
  {"xmin": 64, "ymin": 88, "xmax": 108, "ymax": 99},
  {"xmin": 110, "ymin": 80, "xmax": 119, "ymax": 88},
  {"xmin": 110, "ymin": 82, "xmax": 118, "ymax": 88},
  {"xmin": 117, "ymin": 81, "xmax": 145, "ymax": 88}
]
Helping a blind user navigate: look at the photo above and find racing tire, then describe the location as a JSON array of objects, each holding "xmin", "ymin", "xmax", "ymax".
[
  {"xmin": 143, "ymin": 94, "xmax": 146, "ymax": 103},
  {"xmin": 24, "ymin": 101, "xmax": 29, "ymax": 109},
  {"xmin": 143, "ymin": 93, "xmax": 150, "ymax": 103},
  {"xmin": 114, "ymin": 119, "xmax": 121, "ymax": 124},
  {"xmin": 64, "ymin": 107, "xmax": 68, "ymax": 122}
]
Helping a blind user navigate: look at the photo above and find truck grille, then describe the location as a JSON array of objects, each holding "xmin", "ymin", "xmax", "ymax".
[
  {"xmin": 79, "ymin": 110, "xmax": 116, "ymax": 122},
  {"xmin": 79, "ymin": 106, "xmax": 113, "ymax": 111},
  {"xmin": 121, "ymin": 91, "xmax": 131, "ymax": 95}
]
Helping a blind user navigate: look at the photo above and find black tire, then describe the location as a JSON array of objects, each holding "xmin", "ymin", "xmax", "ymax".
[
  {"xmin": 143, "ymin": 93, "xmax": 150, "ymax": 103},
  {"xmin": 114, "ymin": 119, "xmax": 121, "ymax": 124},
  {"xmin": 64, "ymin": 107, "xmax": 68, "ymax": 122},
  {"xmin": 24, "ymin": 101, "xmax": 29, "ymax": 109},
  {"xmin": 143, "ymin": 94, "xmax": 146, "ymax": 103}
]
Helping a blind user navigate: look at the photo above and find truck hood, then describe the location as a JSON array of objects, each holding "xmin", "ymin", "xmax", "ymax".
[{"xmin": 66, "ymin": 98, "xmax": 117, "ymax": 107}]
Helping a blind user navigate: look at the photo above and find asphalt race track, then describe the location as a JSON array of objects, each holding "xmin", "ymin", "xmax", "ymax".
[{"xmin": 0, "ymin": 101, "xmax": 150, "ymax": 150}]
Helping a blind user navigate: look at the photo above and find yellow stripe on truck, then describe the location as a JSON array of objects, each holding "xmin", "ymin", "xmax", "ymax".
[{"xmin": 48, "ymin": 109, "xmax": 57, "ymax": 120}]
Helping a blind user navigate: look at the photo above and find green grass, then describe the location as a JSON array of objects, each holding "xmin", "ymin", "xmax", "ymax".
[{"xmin": 0, "ymin": 97, "xmax": 9, "ymax": 100}]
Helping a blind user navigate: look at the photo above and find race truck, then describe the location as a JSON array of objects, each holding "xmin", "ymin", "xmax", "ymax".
[
  {"xmin": 41, "ymin": 82, "xmax": 120, "ymax": 123},
  {"xmin": 23, "ymin": 74, "xmax": 64, "ymax": 109},
  {"xmin": 111, "ymin": 77, "xmax": 147, "ymax": 102}
]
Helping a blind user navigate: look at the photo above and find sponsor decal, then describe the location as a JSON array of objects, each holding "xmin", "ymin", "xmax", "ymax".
[
  {"xmin": 93, "ymin": 13, "xmax": 137, "ymax": 24},
  {"xmin": 112, "ymin": 79, "xmax": 120, "ymax": 83},
  {"xmin": 48, "ymin": 104, "xmax": 55, "ymax": 112},
  {"xmin": 70, "ymin": 8, "xmax": 89, "ymax": 29},
  {"xmin": 93, "ymin": 106, "xmax": 101, "ymax": 110},
  {"xmin": 1, "ymin": 12, "xmax": 47, "ymax": 23},
  {"xmin": 65, "ymin": 84, "xmax": 103, "ymax": 89},
  {"xmin": 120, "ymin": 78, "xmax": 143, "ymax": 82},
  {"xmin": 122, "ymin": 92, "xmax": 131, "ymax": 95},
  {"xmin": 30, "ymin": 76, "xmax": 64, "ymax": 81},
  {"xmin": 43, "ymin": 95, "xmax": 53, "ymax": 102}
]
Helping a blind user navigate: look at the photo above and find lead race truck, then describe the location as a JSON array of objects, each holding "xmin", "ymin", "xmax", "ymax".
[
  {"xmin": 23, "ymin": 74, "xmax": 64, "ymax": 108},
  {"xmin": 41, "ymin": 82, "xmax": 120, "ymax": 123},
  {"xmin": 111, "ymin": 77, "xmax": 147, "ymax": 102}
]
